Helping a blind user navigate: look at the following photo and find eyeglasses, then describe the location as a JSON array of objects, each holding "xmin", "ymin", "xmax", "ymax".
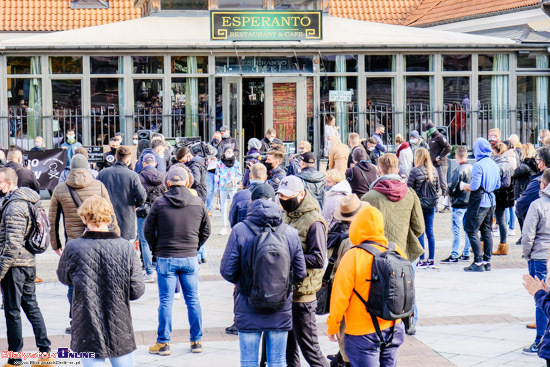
[{"xmin": 535, "ymin": 156, "xmax": 542, "ymax": 163}]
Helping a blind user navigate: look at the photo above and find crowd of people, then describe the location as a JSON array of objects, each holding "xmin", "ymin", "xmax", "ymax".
[{"xmin": 0, "ymin": 124, "xmax": 549, "ymax": 366}]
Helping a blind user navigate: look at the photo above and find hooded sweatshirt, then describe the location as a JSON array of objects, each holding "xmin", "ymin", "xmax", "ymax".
[
  {"xmin": 327, "ymin": 206, "xmax": 404, "ymax": 336},
  {"xmin": 144, "ymin": 185, "xmax": 211, "ymax": 258},
  {"xmin": 371, "ymin": 175, "xmax": 409, "ymax": 202},
  {"xmin": 470, "ymin": 138, "xmax": 501, "ymax": 208},
  {"xmin": 521, "ymin": 183, "xmax": 550, "ymax": 260}
]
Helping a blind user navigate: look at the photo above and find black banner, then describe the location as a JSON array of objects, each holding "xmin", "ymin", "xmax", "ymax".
[
  {"xmin": 27, "ymin": 149, "xmax": 67, "ymax": 191},
  {"xmin": 85, "ymin": 146, "xmax": 104, "ymax": 163}
]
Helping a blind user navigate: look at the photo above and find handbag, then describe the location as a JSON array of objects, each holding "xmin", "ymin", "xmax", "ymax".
[{"xmin": 315, "ymin": 235, "xmax": 344, "ymax": 315}]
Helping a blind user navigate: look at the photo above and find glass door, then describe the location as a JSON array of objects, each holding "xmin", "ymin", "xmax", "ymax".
[{"xmin": 222, "ymin": 77, "xmax": 243, "ymax": 162}]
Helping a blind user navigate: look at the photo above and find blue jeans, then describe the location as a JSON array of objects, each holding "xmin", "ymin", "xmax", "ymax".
[
  {"xmin": 345, "ymin": 322, "xmax": 405, "ymax": 367},
  {"xmin": 495, "ymin": 207, "xmax": 508, "ymax": 244},
  {"xmin": 239, "ymin": 331, "xmax": 288, "ymax": 367},
  {"xmin": 137, "ymin": 216, "xmax": 154, "ymax": 275},
  {"xmin": 528, "ymin": 259, "xmax": 548, "ymax": 344},
  {"xmin": 206, "ymin": 171, "xmax": 215, "ymax": 212},
  {"xmin": 81, "ymin": 352, "xmax": 134, "ymax": 367},
  {"xmin": 219, "ymin": 188, "xmax": 237, "ymax": 228},
  {"xmin": 198, "ymin": 245, "xmax": 206, "ymax": 262},
  {"xmin": 419, "ymin": 207, "xmax": 435, "ymax": 260},
  {"xmin": 157, "ymin": 257, "xmax": 202, "ymax": 343},
  {"xmin": 507, "ymin": 206, "xmax": 516, "ymax": 230},
  {"xmin": 451, "ymin": 208, "xmax": 471, "ymax": 258}
]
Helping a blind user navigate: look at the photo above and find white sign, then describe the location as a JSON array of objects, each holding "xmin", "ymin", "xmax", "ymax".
[{"xmin": 329, "ymin": 90, "xmax": 353, "ymax": 102}]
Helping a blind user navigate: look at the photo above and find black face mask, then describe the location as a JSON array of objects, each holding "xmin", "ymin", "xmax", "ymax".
[
  {"xmin": 280, "ymin": 196, "xmax": 301, "ymax": 213},
  {"xmin": 264, "ymin": 162, "xmax": 273, "ymax": 171},
  {"xmin": 110, "ymin": 147, "xmax": 117, "ymax": 154}
]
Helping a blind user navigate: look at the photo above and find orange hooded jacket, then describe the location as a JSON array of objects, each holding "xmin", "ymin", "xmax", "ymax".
[{"xmin": 326, "ymin": 205, "xmax": 405, "ymax": 336}]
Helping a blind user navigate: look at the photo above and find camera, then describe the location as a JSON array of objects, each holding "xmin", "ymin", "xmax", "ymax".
[
  {"xmin": 23, "ymin": 154, "xmax": 29, "ymax": 167},
  {"xmin": 175, "ymin": 137, "xmax": 217, "ymax": 159}
]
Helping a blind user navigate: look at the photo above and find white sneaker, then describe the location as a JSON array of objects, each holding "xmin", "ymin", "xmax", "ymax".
[
  {"xmin": 219, "ymin": 227, "xmax": 228, "ymax": 235},
  {"xmin": 143, "ymin": 273, "xmax": 156, "ymax": 283},
  {"xmin": 174, "ymin": 292, "xmax": 182, "ymax": 300},
  {"xmin": 508, "ymin": 229, "xmax": 516, "ymax": 236}
]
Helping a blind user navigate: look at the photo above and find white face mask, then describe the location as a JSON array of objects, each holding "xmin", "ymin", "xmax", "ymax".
[
  {"xmin": 223, "ymin": 132, "xmax": 230, "ymax": 139},
  {"xmin": 225, "ymin": 153, "xmax": 234, "ymax": 159},
  {"xmin": 410, "ymin": 138, "xmax": 418, "ymax": 145},
  {"xmin": 368, "ymin": 147, "xmax": 375, "ymax": 152},
  {"xmin": 133, "ymin": 139, "xmax": 139, "ymax": 145}
]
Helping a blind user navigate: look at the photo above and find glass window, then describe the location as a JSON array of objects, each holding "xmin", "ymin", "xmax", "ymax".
[
  {"xmin": 478, "ymin": 74, "xmax": 509, "ymax": 139},
  {"xmin": 162, "ymin": 0, "xmax": 207, "ymax": 9},
  {"xmin": 91, "ymin": 78, "xmax": 122, "ymax": 145},
  {"xmin": 442, "ymin": 54, "xmax": 471, "ymax": 72},
  {"xmin": 133, "ymin": 56, "xmax": 164, "ymax": 74},
  {"xmin": 134, "ymin": 79, "xmax": 163, "ymax": 132},
  {"xmin": 7, "ymin": 57, "xmax": 41, "ymax": 74},
  {"xmin": 70, "ymin": 0, "xmax": 109, "ymax": 9},
  {"xmin": 517, "ymin": 53, "xmax": 537, "ymax": 69},
  {"xmin": 91, "ymin": 56, "xmax": 121, "ymax": 74},
  {"xmin": 405, "ymin": 76, "xmax": 433, "ymax": 136},
  {"xmin": 443, "ymin": 77, "xmax": 470, "ymax": 146},
  {"xmin": 218, "ymin": 0, "xmax": 264, "ymax": 9},
  {"xmin": 49, "ymin": 57, "xmax": 83, "ymax": 74},
  {"xmin": 52, "ymin": 80, "xmax": 83, "ymax": 146},
  {"xmin": 171, "ymin": 56, "xmax": 208, "ymax": 73},
  {"xmin": 273, "ymin": 0, "xmax": 320, "ymax": 9},
  {"xmin": 365, "ymin": 55, "xmax": 394, "ymax": 72},
  {"xmin": 366, "ymin": 77, "xmax": 394, "ymax": 141},
  {"xmin": 7, "ymin": 78, "xmax": 42, "ymax": 148},
  {"xmin": 215, "ymin": 56, "xmax": 313, "ymax": 74},
  {"xmin": 319, "ymin": 55, "xmax": 357, "ymax": 73},
  {"xmin": 478, "ymin": 54, "xmax": 509, "ymax": 72},
  {"xmin": 171, "ymin": 78, "xmax": 209, "ymax": 138},
  {"xmin": 405, "ymin": 55, "xmax": 433, "ymax": 72}
]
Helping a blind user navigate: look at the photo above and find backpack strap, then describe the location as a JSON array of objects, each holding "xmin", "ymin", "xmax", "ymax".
[
  {"xmin": 322, "ymin": 233, "xmax": 345, "ymax": 283},
  {"xmin": 357, "ymin": 166, "xmax": 372, "ymax": 189},
  {"xmin": 66, "ymin": 185, "xmax": 83, "ymax": 208}
]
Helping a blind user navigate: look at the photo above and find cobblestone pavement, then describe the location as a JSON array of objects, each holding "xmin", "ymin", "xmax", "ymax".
[{"xmin": 0, "ymin": 200, "xmax": 545, "ymax": 366}]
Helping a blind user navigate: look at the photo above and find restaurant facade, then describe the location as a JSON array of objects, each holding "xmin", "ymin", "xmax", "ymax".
[{"xmin": 0, "ymin": 0, "xmax": 548, "ymax": 158}]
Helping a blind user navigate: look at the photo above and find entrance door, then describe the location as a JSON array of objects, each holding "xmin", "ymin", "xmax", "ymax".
[
  {"xmin": 265, "ymin": 77, "xmax": 307, "ymax": 154},
  {"xmin": 222, "ymin": 77, "xmax": 243, "ymax": 161}
]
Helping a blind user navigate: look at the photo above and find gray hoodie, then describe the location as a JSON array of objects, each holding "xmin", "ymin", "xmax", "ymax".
[{"xmin": 522, "ymin": 184, "xmax": 550, "ymax": 260}]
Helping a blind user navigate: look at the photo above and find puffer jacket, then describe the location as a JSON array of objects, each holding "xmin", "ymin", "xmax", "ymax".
[
  {"xmin": 57, "ymin": 231, "xmax": 145, "ymax": 358},
  {"xmin": 407, "ymin": 165, "xmax": 440, "ymax": 197},
  {"xmin": 186, "ymin": 156, "xmax": 207, "ymax": 202},
  {"xmin": 493, "ymin": 154, "xmax": 515, "ymax": 209},
  {"xmin": 0, "ymin": 187, "xmax": 39, "ymax": 277},
  {"xmin": 513, "ymin": 158, "xmax": 538, "ymax": 200},
  {"xmin": 448, "ymin": 162, "xmax": 472, "ymax": 209},
  {"xmin": 220, "ymin": 199, "xmax": 306, "ymax": 332},
  {"xmin": 49, "ymin": 168, "xmax": 120, "ymax": 251},
  {"xmin": 361, "ymin": 175, "xmax": 424, "ymax": 262},
  {"xmin": 296, "ymin": 167, "xmax": 326, "ymax": 208},
  {"xmin": 322, "ymin": 180, "xmax": 352, "ymax": 227},
  {"xmin": 521, "ymin": 184, "xmax": 550, "ymax": 260}
]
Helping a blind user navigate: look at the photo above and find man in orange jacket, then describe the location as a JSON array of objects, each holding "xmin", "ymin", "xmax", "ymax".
[{"xmin": 327, "ymin": 205, "xmax": 406, "ymax": 366}]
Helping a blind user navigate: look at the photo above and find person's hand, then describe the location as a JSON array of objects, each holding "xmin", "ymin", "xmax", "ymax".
[
  {"xmin": 436, "ymin": 157, "xmax": 441, "ymax": 162},
  {"xmin": 463, "ymin": 184, "xmax": 471, "ymax": 192},
  {"xmin": 328, "ymin": 331, "xmax": 340, "ymax": 342},
  {"xmin": 61, "ymin": 146, "xmax": 67, "ymax": 150},
  {"xmin": 523, "ymin": 274, "xmax": 548, "ymax": 296},
  {"xmin": 335, "ymin": 126, "xmax": 340, "ymax": 130},
  {"xmin": 55, "ymin": 248, "xmax": 63, "ymax": 256}
]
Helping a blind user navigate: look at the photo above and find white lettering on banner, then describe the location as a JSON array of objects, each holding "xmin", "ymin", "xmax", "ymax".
[
  {"xmin": 34, "ymin": 171, "xmax": 42, "ymax": 180},
  {"xmin": 30, "ymin": 159, "xmax": 40, "ymax": 168},
  {"xmin": 329, "ymin": 90, "xmax": 353, "ymax": 102}
]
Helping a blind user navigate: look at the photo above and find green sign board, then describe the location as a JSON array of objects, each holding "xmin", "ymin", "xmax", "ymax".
[{"xmin": 211, "ymin": 10, "xmax": 322, "ymax": 41}]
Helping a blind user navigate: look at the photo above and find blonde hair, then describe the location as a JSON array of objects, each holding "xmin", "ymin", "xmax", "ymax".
[
  {"xmin": 493, "ymin": 142, "xmax": 507, "ymax": 155},
  {"xmin": 326, "ymin": 169, "xmax": 345, "ymax": 184},
  {"xmin": 377, "ymin": 154, "xmax": 399, "ymax": 175},
  {"xmin": 414, "ymin": 148, "xmax": 435, "ymax": 182},
  {"xmin": 299, "ymin": 141, "xmax": 312, "ymax": 152},
  {"xmin": 522, "ymin": 143, "xmax": 537, "ymax": 160},
  {"xmin": 77, "ymin": 196, "xmax": 114, "ymax": 226},
  {"xmin": 395, "ymin": 134, "xmax": 404, "ymax": 145},
  {"xmin": 34, "ymin": 136, "xmax": 44, "ymax": 147}
]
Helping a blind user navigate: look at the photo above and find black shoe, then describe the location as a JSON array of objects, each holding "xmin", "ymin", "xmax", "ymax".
[
  {"xmin": 225, "ymin": 323, "xmax": 238, "ymax": 335},
  {"xmin": 441, "ymin": 256, "xmax": 458, "ymax": 264},
  {"xmin": 201, "ymin": 258, "xmax": 207, "ymax": 264},
  {"xmin": 516, "ymin": 238, "xmax": 522, "ymax": 246},
  {"xmin": 458, "ymin": 254, "xmax": 470, "ymax": 261},
  {"xmin": 65, "ymin": 326, "xmax": 71, "ymax": 334},
  {"xmin": 327, "ymin": 352, "xmax": 341, "ymax": 367},
  {"xmin": 464, "ymin": 263, "xmax": 485, "ymax": 272},
  {"xmin": 484, "ymin": 263, "xmax": 492, "ymax": 271}
]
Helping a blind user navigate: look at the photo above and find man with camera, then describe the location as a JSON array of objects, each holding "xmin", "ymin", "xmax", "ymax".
[{"xmin": 265, "ymin": 150, "xmax": 286, "ymax": 192}]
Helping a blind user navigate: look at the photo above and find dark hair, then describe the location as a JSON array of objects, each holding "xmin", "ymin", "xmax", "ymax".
[
  {"xmin": 455, "ymin": 146, "xmax": 468, "ymax": 159},
  {"xmin": 367, "ymin": 137, "xmax": 377, "ymax": 145},
  {"xmin": 150, "ymin": 139, "xmax": 165, "ymax": 150},
  {"xmin": 175, "ymin": 146, "xmax": 191, "ymax": 161},
  {"xmin": 543, "ymin": 168, "xmax": 550, "ymax": 185},
  {"xmin": 116, "ymin": 146, "xmax": 132, "ymax": 161},
  {"xmin": 537, "ymin": 145, "xmax": 550, "ymax": 168},
  {"xmin": 67, "ymin": 129, "xmax": 75, "ymax": 134},
  {"xmin": 110, "ymin": 137, "xmax": 118, "ymax": 143},
  {"xmin": 75, "ymin": 147, "xmax": 89, "ymax": 159},
  {"xmin": 352, "ymin": 146, "xmax": 367, "ymax": 162}
]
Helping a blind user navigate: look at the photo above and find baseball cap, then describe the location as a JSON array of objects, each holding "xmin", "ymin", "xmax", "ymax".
[
  {"xmin": 410, "ymin": 130, "xmax": 420, "ymax": 139},
  {"xmin": 276, "ymin": 176, "xmax": 305, "ymax": 197},
  {"xmin": 142, "ymin": 153, "xmax": 156, "ymax": 163},
  {"xmin": 299, "ymin": 152, "xmax": 316, "ymax": 164},
  {"xmin": 251, "ymin": 183, "xmax": 276, "ymax": 201},
  {"xmin": 220, "ymin": 126, "xmax": 229, "ymax": 132},
  {"xmin": 166, "ymin": 166, "xmax": 188, "ymax": 184}
]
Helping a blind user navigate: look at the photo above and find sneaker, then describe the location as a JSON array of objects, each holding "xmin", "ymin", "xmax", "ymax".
[
  {"xmin": 464, "ymin": 263, "xmax": 485, "ymax": 272},
  {"xmin": 225, "ymin": 323, "xmax": 238, "ymax": 335},
  {"xmin": 484, "ymin": 263, "xmax": 492, "ymax": 272},
  {"xmin": 219, "ymin": 227, "xmax": 228, "ymax": 235},
  {"xmin": 149, "ymin": 342, "xmax": 170, "ymax": 356},
  {"xmin": 508, "ymin": 229, "xmax": 516, "ymax": 236},
  {"xmin": 458, "ymin": 255, "xmax": 470, "ymax": 261},
  {"xmin": 174, "ymin": 292, "xmax": 182, "ymax": 300},
  {"xmin": 522, "ymin": 342, "xmax": 540, "ymax": 355},
  {"xmin": 191, "ymin": 341, "xmax": 203, "ymax": 353},
  {"xmin": 440, "ymin": 256, "xmax": 458, "ymax": 264},
  {"xmin": 438, "ymin": 207, "xmax": 451, "ymax": 214},
  {"xmin": 427, "ymin": 259, "xmax": 436, "ymax": 269},
  {"xmin": 143, "ymin": 273, "xmax": 156, "ymax": 283},
  {"xmin": 416, "ymin": 260, "xmax": 428, "ymax": 269}
]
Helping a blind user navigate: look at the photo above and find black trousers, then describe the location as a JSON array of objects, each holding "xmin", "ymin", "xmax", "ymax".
[
  {"xmin": 286, "ymin": 300, "xmax": 329, "ymax": 367},
  {"xmin": 1, "ymin": 266, "xmax": 51, "ymax": 364},
  {"xmin": 466, "ymin": 206, "xmax": 495, "ymax": 264}
]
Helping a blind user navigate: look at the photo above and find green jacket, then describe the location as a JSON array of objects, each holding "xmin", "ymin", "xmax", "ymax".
[
  {"xmin": 361, "ymin": 179, "xmax": 425, "ymax": 262},
  {"xmin": 283, "ymin": 191, "xmax": 327, "ymax": 299}
]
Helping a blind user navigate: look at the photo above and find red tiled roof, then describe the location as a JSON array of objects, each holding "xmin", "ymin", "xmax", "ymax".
[
  {"xmin": 329, "ymin": 0, "xmax": 539, "ymax": 26},
  {"xmin": 0, "ymin": 0, "xmax": 141, "ymax": 32}
]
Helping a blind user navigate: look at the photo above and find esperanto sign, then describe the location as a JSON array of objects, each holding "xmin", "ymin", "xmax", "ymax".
[{"xmin": 211, "ymin": 10, "xmax": 322, "ymax": 41}]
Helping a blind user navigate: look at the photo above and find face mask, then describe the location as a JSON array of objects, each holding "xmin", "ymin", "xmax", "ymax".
[
  {"xmin": 539, "ymin": 137, "xmax": 545, "ymax": 144},
  {"xmin": 268, "ymin": 137, "xmax": 274, "ymax": 143},
  {"xmin": 299, "ymin": 148, "xmax": 305, "ymax": 153},
  {"xmin": 264, "ymin": 162, "xmax": 273, "ymax": 171},
  {"xmin": 225, "ymin": 153, "xmax": 234, "ymax": 159},
  {"xmin": 0, "ymin": 182, "xmax": 9, "ymax": 196},
  {"xmin": 212, "ymin": 138, "xmax": 220, "ymax": 145},
  {"xmin": 280, "ymin": 196, "xmax": 301, "ymax": 213},
  {"xmin": 110, "ymin": 147, "xmax": 117, "ymax": 154},
  {"xmin": 410, "ymin": 138, "xmax": 418, "ymax": 145},
  {"xmin": 222, "ymin": 132, "xmax": 230, "ymax": 139},
  {"xmin": 133, "ymin": 139, "xmax": 138, "ymax": 145},
  {"xmin": 67, "ymin": 135, "xmax": 75, "ymax": 143},
  {"xmin": 35, "ymin": 142, "xmax": 41, "ymax": 148},
  {"xmin": 368, "ymin": 147, "xmax": 375, "ymax": 152}
]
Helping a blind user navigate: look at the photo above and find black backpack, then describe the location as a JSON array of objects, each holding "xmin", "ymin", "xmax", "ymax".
[
  {"xmin": 353, "ymin": 241, "xmax": 415, "ymax": 347},
  {"xmin": 419, "ymin": 177, "xmax": 439, "ymax": 209},
  {"xmin": 242, "ymin": 220, "xmax": 292, "ymax": 312}
]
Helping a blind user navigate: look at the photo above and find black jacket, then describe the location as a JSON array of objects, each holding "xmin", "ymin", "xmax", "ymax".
[
  {"xmin": 296, "ymin": 167, "xmax": 326, "ymax": 208},
  {"xmin": 5, "ymin": 161, "xmax": 40, "ymax": 193},
  {"xmin": 138, "ymin": 165, "xmax": 166, "ymax": 204},
  {"xmin": 98, "ymin": 162, "xmax": 146, "ymax": 240},
  {"xmin": 407, "ymin": 165, "xmax": 440, "ymax": 197},
  {"xmin": 57, "ymin": 231, "xmax": 145, "ymax": 358},
  {"xmin": 267, "ymin": 165, "xmax": 286, "ymax": 192},
  {"xmin": 260, "ymin": 137, "xmax": 283, "ymax": 153},
  {"xmin": 448, "ymin": 162, "xmax": 472, "ymax": 208},
  {"xmin": 513, "ymin": 158, "xmax": 539, "ymax": 200},
  {"xmin": 144, "ymin": 186, "xmax": 210, "ymax": 258},
  {"xmin": 186, "ymin": 156, "xmax": 207, "ymax": 202},
  {"xmin": 346, "ymin": 161, "xmax": 377, "ymax": 198},
  {"xmin": 97, "ymin": 150, "xmax": 116, "ymax": 171},
  {"xmin": 428, "ymin": 131, "xmax": 451, "ymax": 167},
  {"xmin": 360, "ymin": 141, "xmax": 379, "ymax": 166},
  {"xmin": 347, "ymin": 145, "xmax": 367, "ymax": 168}
]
